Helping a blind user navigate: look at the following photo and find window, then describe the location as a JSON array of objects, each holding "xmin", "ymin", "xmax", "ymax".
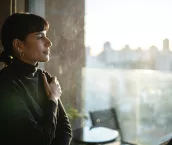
[{"xmin": 82, "ymin": 0, "xmax": 172, "ymax": 144}]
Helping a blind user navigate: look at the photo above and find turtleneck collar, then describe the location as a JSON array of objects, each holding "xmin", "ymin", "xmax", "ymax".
[{"xmin": 10, "ymin": 58, "xmax": 38, "ymax": 77}]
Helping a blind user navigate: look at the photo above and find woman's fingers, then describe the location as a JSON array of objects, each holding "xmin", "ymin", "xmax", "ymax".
[
  {"xmin": 51, "ymin": 77, "xmax": 62, "ymax": 94},
  {"xmin": 42, "ymin": 74, "xmax": 62, "ymax": 102},
  {"xmin": 51, "ymin": 77, "xmax": 60, "ymax": 85},
  {"xmin": 42, "ymin": 73, "xmax": 50, "ymax": 96},
  {"xmin": 52, "ymin": 77, "xmax": 57, "ymax": 84}
]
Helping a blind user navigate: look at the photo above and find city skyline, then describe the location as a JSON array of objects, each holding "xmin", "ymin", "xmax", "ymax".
[
  {"xmin": 85, "ymin": 0, "xmax": 172, "ymax": 55},
  {"xmin": 88, "ymin": 38, "xmax": 171, "ymax": 56}
]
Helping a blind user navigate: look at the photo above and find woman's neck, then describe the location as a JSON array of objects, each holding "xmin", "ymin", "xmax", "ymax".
[
  {"xmin": 11, "ymin": 57, "xmax": 38, "ymax": 77},
  {"xmin": 18, "ymin": 57, "xmax": 38, "ymax": 66}
]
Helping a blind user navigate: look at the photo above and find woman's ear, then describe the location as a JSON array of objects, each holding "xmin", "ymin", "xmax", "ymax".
[
  {"xmin": 12, "ymin": 39, "xmax": 24, "ymax": 54},
  {"xmin": 12, "ymin": 39, "xmax": 20, "ymax": 49}
]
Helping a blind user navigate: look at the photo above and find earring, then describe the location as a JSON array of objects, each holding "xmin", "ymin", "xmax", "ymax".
[{"xmin": 18, "ymin": 47, "xmax": 24, "ymax": 57}]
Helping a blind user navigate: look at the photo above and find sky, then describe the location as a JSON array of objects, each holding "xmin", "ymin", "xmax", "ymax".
[{"xmin": 85, "ymin": 0, "xmax": 172, "ymax": 55}]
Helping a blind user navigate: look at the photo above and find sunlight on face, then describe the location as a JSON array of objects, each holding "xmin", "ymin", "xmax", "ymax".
[{"xmin": 21, "ymin": 30, "xmax": 52, "ymax": 65}]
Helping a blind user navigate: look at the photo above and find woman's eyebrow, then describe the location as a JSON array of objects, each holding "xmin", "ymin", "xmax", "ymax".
[{"xmin": 36, "ymin": 32, "xmax": 45, "ymax": 36}]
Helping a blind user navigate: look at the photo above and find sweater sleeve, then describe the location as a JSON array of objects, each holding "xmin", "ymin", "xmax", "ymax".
[
  {"xmin": 51, "ymin": 100, "xmax": 73, "ymax": 145},
  {"xmin": 42, "ymin": 70, "xmax": 72, "ymax": 145},
  {"xmin": 0, "ymin": 83, "xmax": 58, "ymax": 145}
]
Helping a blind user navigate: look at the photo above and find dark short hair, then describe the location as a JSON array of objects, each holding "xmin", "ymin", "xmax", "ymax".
[{"xmin": 0, "ymin": 12, "xmax": 49, "ymax": 64}]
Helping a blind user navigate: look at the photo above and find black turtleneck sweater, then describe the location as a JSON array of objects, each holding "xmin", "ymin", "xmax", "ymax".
[{"xmin": 0, "ymin": 58, "xmax": 72, "ymax": 145}]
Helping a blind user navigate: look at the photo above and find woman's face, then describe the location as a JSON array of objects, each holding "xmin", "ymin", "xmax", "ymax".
[{"xmin": 20, "ymin": 30, "xmax": 52, "ymax": 65}]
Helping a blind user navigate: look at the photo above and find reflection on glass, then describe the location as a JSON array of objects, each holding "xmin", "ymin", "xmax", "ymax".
[{"xmin": 82, "ymin": 68, "xmax": 172, "ymax": 145}]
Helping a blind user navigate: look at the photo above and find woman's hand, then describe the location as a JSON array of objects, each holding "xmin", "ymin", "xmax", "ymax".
[{"xmin": 42, "ymin": 73, "xmax": 62, "ymax": 104}]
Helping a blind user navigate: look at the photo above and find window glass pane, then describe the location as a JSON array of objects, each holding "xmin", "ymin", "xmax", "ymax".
[{"xmin": 83, "ymin": 0, "xmax": 172, "ymax": 144}]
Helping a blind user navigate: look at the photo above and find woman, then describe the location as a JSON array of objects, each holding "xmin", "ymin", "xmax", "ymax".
[{"xmin": 0, "ymin": 13, "xmax": 72, "ymax": 145}]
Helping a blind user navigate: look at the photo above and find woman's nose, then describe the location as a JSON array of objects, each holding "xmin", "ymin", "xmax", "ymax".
[{"xmin": 45, "ymin": 37, "xmax": 52, "ymax": 47}]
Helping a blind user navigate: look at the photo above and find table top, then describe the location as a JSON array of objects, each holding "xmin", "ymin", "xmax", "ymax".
[{"xmin": 73, "ymin": 126, "xmax": 119, "ymax": 144}]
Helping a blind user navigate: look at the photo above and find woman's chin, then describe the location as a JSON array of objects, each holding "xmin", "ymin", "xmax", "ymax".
[{"xmin": 40, "ymin": 56, "xmax": 50, "ymax": 62}]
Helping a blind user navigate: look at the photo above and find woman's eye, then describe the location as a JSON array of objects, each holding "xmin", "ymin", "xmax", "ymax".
[
  {"xmin": 36, "ymin": 33, "xmax": 47, "ymax": 39},
  {"xmin": 37, "ymin": 35, "xmax": 44, "ymax": 39}
]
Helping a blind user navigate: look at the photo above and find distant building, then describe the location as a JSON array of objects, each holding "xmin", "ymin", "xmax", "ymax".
[
  {"xmin": 163, "ymin": 38, "xmax": 170, "ymax": 51},
  {"xmin": 86, "ymin": 39, "xmax": 172, "ymax": 71}
]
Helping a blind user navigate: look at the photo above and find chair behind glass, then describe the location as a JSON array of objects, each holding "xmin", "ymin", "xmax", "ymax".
[{"xmin": 89, "ymin": 108, "xmax": 137, "ymax": 145}]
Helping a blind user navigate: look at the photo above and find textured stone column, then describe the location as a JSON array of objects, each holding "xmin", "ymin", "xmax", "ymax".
[{"xmin": 45, "ymin": 0, "xmax": 85, "ymax": 113}]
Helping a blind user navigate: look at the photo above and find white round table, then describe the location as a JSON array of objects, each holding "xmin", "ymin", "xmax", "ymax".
[{"xmin": 73, "ymin": 126, "xmax": 119, "ymax": 144}]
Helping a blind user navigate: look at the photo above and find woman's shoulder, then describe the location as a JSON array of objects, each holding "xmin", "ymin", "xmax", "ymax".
[
  {"xmin": 0, "ymin": 65, "xmax": 13, "ymax": 80},
  {"xmin": 0, "ymin": 65, "xmax": 19, "ymax": 86},
  {"xmin": 0, "ymin": 78, "xmax": 21, "ymax": 97}
]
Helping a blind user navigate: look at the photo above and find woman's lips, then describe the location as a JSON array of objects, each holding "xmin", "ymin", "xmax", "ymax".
[{"xmin": 43, "ymin": 51, "xmax": 50, "ymax": 55}]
